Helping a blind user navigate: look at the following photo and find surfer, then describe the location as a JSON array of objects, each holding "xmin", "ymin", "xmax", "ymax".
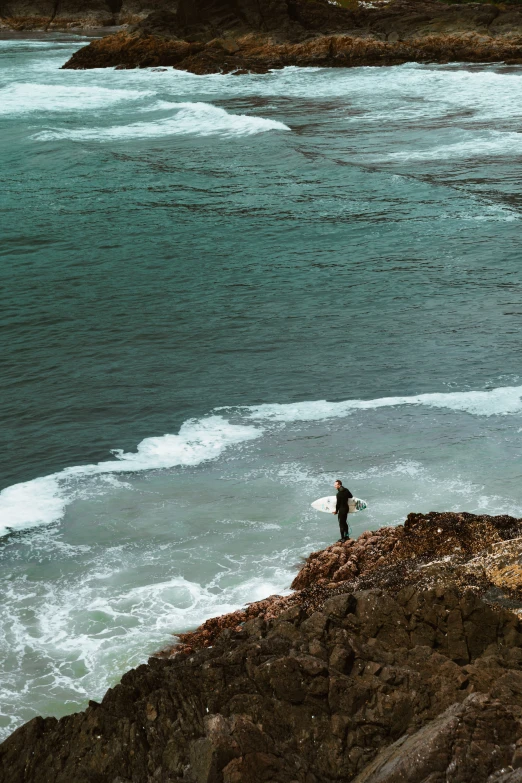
[{"xmin": 332, "ymin": 479, "xmax": 353, "ymax": 542}]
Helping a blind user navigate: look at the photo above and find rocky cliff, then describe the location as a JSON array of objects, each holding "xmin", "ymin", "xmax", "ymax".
[{"xmin": 3, "ymin": 511, "xmax": 522, "ymax": 782}]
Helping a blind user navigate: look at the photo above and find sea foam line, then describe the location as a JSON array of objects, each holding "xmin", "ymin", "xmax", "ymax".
[
  {"xmin": 0, "ymin": 83, "xmax": 154, "ymax": 116},
  {"xmin": 380, "ymin": 131, "xmax": 522, "ymax": 162},
  {"xmin": 240, "ymin": 384, "xmax": 522, "ymax": 421}
]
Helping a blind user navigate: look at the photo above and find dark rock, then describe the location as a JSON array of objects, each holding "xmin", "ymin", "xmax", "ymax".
[{"xmin": 322, "ymin": 592, "xmax": 357, "ymax": 619}]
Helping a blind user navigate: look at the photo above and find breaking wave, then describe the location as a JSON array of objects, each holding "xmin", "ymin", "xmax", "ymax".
[{"xmin": 32, "ymin": 101, "xmax": 291, "ymax": 140}]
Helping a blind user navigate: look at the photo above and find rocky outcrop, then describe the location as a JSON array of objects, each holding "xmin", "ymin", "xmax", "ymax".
[
  {"xmin": 55, "ymin": 0, "xmax": 522, "ymax": 71},
  {"xmin": 169, "ymin": 511, "xmax": 522, "ymax": 656},
  {"xmin": 0, "ymin": 0, "xmax": 351, "ymax": 32},
  {"xmin": 4, "ymin": 0, "xmax": 522, "ymax": 70},
  {"xmin": 0, "ymin": 0, "xmax": 117, "ymax": 30},
  {"xmin": 61, "ymin": 29, "xmax": 522, "ymax": 72},
  {"xmin": 4, "ymin": 511, "xmax": 522, "ymax": 782},
  {"xmin": 291, "ymin": 510, "xmax": 522, "ymax": 590}
]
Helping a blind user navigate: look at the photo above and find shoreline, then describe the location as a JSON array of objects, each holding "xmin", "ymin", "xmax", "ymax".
[{"xmin": 163, "ymin": 510, "xmax": 522, "ymax": 657}]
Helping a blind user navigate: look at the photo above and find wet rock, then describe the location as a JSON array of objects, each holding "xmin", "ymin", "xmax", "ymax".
[{"xmin": 474, "ymin": 537, "xmax": 522, "ymax": 591}]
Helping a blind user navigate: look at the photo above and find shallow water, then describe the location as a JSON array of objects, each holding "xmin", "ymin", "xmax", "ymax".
[{"xmin": 1, "ymin": 35, "xmax": 522, "ymax": 739}]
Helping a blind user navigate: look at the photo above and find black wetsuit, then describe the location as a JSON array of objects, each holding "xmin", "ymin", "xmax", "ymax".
[{"xmin": 335, "ymin": 486, "xmax": 353, "ymax": 540}]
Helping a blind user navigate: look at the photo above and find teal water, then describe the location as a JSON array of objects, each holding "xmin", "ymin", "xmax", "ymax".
[{"xmin": 1, "ymin": 34, "xmax": 522, "ymax": 739}]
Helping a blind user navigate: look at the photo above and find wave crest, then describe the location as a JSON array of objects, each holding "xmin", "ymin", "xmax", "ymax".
[{"xmin": 33, "ymin": 101, "xmax": 291, "ymax": 140}]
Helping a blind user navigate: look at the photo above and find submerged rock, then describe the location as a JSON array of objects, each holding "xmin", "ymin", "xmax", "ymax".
[{"xmin": 3, "ymin": 511, "xmax": 522, "ymax": 781}]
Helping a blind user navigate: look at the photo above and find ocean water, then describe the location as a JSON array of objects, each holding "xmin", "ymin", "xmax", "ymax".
[{"xmin": 1, "ymin": 33, "xmax": 522, "ymax": 740}]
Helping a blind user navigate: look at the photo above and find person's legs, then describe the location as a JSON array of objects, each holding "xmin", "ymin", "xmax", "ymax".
[{"xmin": 338, "ymin": 509, "xmax": 348, "ymax": 540}]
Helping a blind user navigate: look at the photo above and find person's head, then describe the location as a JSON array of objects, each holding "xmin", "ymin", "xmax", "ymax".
[{"xmin": 334, "ymin": 480, "xmax": 343, "ymax": 490}]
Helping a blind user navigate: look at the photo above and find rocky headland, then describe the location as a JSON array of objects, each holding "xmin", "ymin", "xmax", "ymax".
[
  {"xmin": 4, "ymin": 511, "xmax": 522, "ymax": 781},
  {"xmin": 3, "ymin": 0, "xmax": 522, "ymax": 72},
  {"xmin": 61, "ymin": 0, "xmax": 522, "ymax": 73}
]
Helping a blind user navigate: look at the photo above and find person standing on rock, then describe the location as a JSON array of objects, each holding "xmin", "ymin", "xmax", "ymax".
[{"xmin": 332, "ymin": 479, "xmax": 353, "ymax": 542}]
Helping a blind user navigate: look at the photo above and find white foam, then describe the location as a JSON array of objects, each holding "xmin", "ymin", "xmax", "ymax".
[
  {"xmin": 32, "ymin": 101, "xmax": 290, "ymax": 140},
  {"xmin": 0, "ymin": 416, "xmax": 261, "ymax": 537},
  {"xmin": 0, "ymin": 544, "xmax": 293, "ymax": 741},
  {"xmin": 243, "ymin": 384, "xmax": 522, "ymax": 421},
  {"xmin": 0, "ymin": 83, "xmax": 153, "ymax": 115},
  {"xmin": 383, "ymin": 131, "xmax": 522, "ymax": 162},
  {"xmin": 0, "ymin": 476, "xmax": 66, "ymax": 538}
]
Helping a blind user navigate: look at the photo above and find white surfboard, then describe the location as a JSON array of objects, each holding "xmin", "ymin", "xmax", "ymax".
[{"xmin": 311, "ymin": 495, "xmax": 367, "ymax": 514}]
